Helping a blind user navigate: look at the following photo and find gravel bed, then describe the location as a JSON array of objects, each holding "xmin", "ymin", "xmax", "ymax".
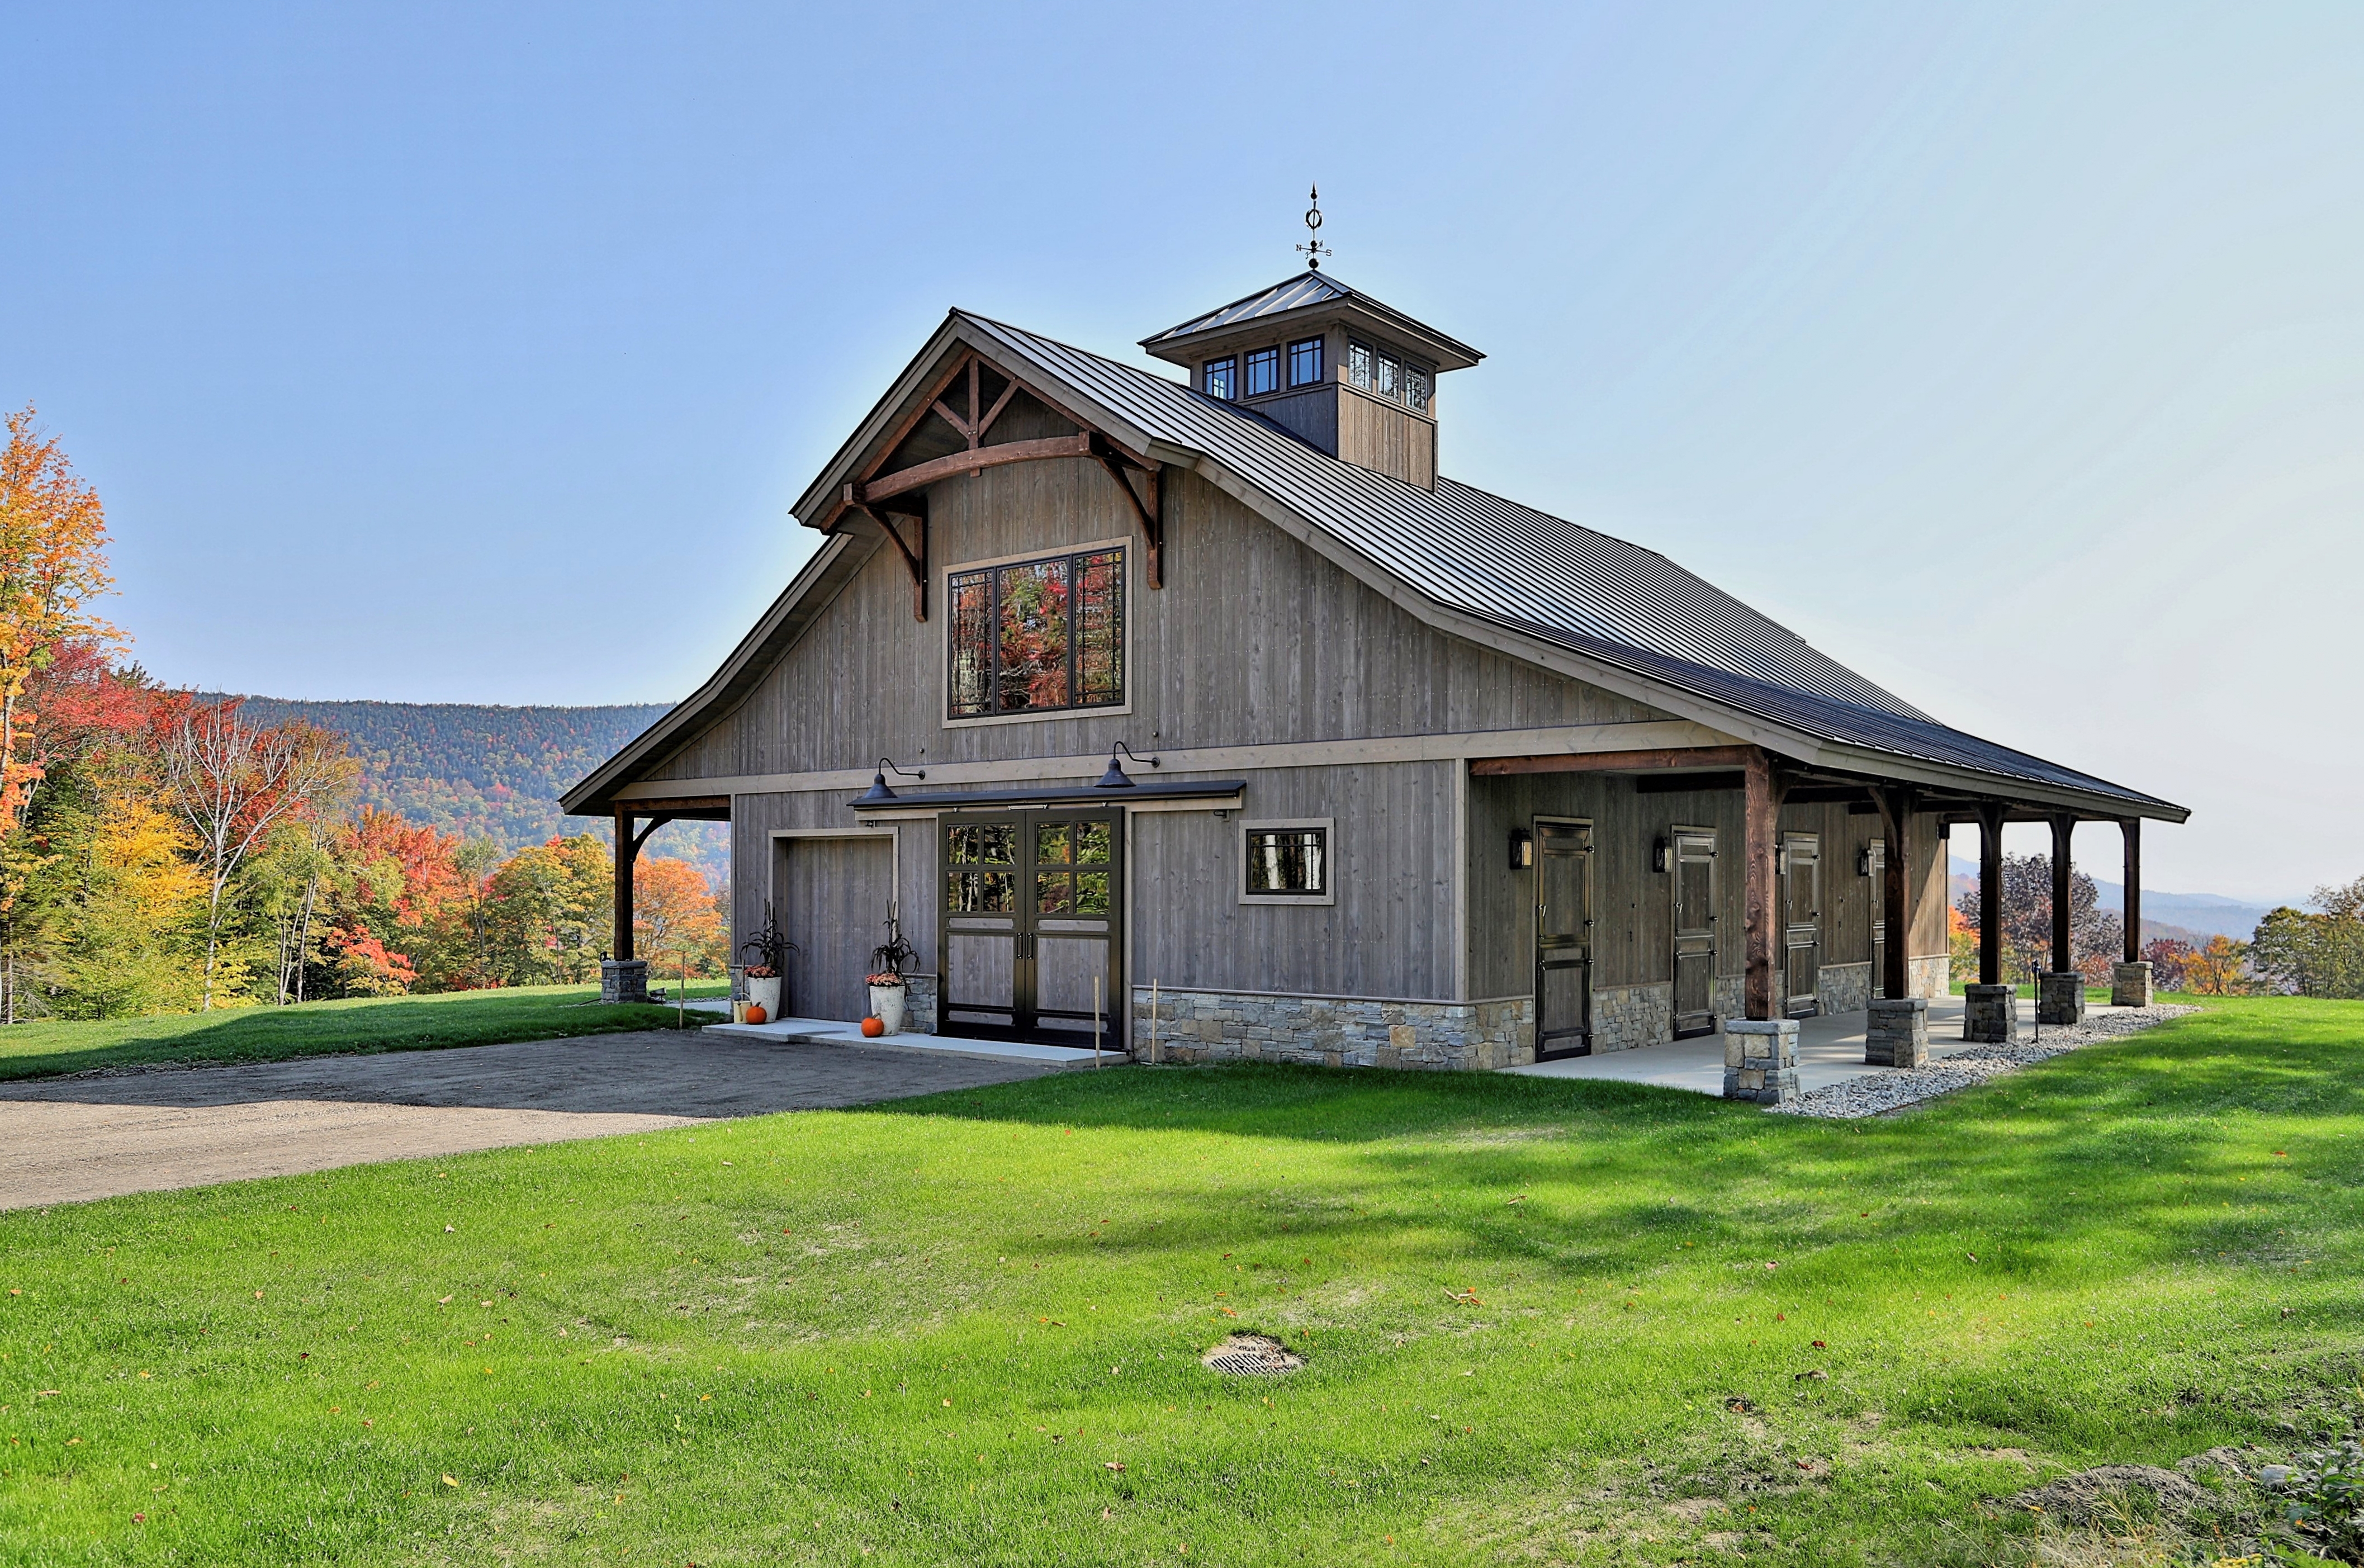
[{"xmin": 1766, "ymin": 1004, "xmax": 2203, "ymax": 1119}]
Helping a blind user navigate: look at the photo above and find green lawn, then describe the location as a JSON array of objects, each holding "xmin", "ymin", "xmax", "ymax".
[
  {"xmin": 3, "ymin": 997, "xmax": 2358, "ymax": 1564},
  {"xmin": 0, "ymin": 982, "xmax": 729, "ymax": 1083}
]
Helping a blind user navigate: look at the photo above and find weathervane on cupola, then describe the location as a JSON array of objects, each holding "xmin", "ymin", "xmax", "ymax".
[{"xmin": 1295, "ymin": 184, "xmax": 1333, "ymax": 270}]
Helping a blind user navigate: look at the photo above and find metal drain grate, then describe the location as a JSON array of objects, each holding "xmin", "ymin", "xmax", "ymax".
[{"xmin": 1201, "ymin": 1334, "xmax": 1304, "ymax": 1376}]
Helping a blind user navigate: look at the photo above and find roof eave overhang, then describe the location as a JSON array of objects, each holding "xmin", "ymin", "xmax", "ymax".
[{"xmin": 1141, "ymin": 296, "xmax": 1484, "ymax": 373}]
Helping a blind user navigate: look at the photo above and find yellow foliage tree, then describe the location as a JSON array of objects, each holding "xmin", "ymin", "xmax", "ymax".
[
  {"xmin": 632, "ymin": 855, "xmax": 727, "ymax": 977},
  {"xmin": 53, "ymin": 760, "xmax": 210, "ymax": 1016}
]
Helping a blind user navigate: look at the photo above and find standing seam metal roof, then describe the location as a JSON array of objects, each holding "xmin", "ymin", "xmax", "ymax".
[{"xmin": 960, "ymin": 310, "xmax": 2178, "ymax": 814}]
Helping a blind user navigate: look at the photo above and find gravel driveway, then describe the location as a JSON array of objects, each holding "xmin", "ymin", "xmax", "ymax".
[{"xmin": 0, "ymin": 1029, "xmax": 1055, "ymax": 1210}]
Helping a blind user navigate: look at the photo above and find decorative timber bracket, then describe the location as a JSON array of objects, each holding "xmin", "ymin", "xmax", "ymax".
[
  {"xmin": 827, "ymin": 349, "xmax": 1169, "ymax": 609},
  {"xmin": 1090, "ymin": 433, "xmax": 1164, "ymax": 589},
  {"xmin": 843, "ymin": 488, "xmax": 929, "ymax": 622}
]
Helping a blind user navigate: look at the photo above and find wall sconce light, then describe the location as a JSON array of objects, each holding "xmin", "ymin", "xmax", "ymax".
[
  {"xmin": 1095, "ymin": 741, "xmax": 1162, "ymax": 789},
  {"xmin": 1507, "ymin": 828, "xmax": 1533, "ymax": 870},
  {"xmin": 1858, "ymin": 845, "xmax": 1875, "ymax": 878},
  {"xmin": 1652, "ymin": 836, "xmax": 1671, "ymax": 874},
  {"xmin": 854, "ymin": 756, "xmax": 925, "ymax": 806}
]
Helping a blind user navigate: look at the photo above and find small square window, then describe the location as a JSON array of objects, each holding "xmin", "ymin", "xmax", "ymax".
[
  {"xmin": 1244, "ymin": 345, "xmax": 1280, "ymax": 397},
  {"xmin": 1348, "ymin": 341, "xmax": 1373, "ymax": 390},
  {"xmin": 1204, "ymin": 357, "xmax": 1237, "ymax": 400},
  {"xmin": 1288, "ymin": 337, "xmax": 1324, "ymax": 387},
  {"xmin": 1406, "ymin": 366, "xmax": 1431, "ymax": 413},
  {"xmin": 1376, "ymin": 353, "xmax": 1399, "ymax": 400},
  {"xmin": 1240, "ymin": 820, "xmax": 1333, "ymax": 904}
]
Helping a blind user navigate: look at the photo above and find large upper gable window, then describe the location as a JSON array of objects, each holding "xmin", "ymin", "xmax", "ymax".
[{"xmin": 948, "ymin": 547, "xmax": 1125, "ymax": 720}]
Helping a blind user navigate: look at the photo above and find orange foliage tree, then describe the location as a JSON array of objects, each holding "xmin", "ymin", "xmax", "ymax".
[
  {"xmin": 632, "ymin": 855, "xmax": 727, "ymax": 976},
  {"xmin": 0, "ymin": 407, "xmax": 119, "ymax": 835}
]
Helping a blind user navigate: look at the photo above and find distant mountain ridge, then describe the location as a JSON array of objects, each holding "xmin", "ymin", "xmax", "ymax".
[
  {"xmin": 209, "ymin": 695, "xmax": 727, "ymax": 883},
  {"xmin": 1945, "ymin": 856, "xmax": 2292, "ymax": 943}
]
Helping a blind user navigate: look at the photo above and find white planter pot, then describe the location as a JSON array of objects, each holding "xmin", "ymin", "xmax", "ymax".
[
  {"xmin": 868, "ymin": 983, "xmax": 908, "ymax": 1035},
  {"xmin": 746, "ymin": 976, "xmax": 782, "ymax": 1019}
]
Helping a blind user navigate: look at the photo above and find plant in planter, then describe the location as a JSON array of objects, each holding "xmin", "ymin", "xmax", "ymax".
[
  {"xmin": 737, "ymin": 904, "xmax": 796, "ymax": 1024},
  {"xmin": 866, "ymin": 911, "xmax": 918, "ymax": 1035}
]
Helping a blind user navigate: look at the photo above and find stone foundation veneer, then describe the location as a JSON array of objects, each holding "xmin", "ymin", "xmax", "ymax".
[
  {"xmin": 1963, "ymin": 983, "xmax": 2019, "ymax": 1043},
  {"xmin": 1817, "ymin": 961, "xmax": 1872, "ymax": 1017},
  {"xmin": 1723, "ymin": 1019, "xmax": 1799, "ymax": 1106},
  {"xmin": 1133, "ymin": 987, "xmax": 1535, "ymax": 1071},
  {"xmin": 1865, "ymin": 997, "xmax": 1929, "ymax": 1067},
  {"xmin": 1591, "ymin": 983, "xmax": 1674, "ymax": 1053},
  {"xmin": 2038, "ymin": 971, "xmax": 2086, "ymax": 1026},
  {"xmin": 2111, "ymin": 960, "xmax": 2154, "ymax": 1009},
  {"xmin": 600, "ymin": 959, "xmax": 648, "ymax": 1005},
  {"xmin": 902, "ymin": 972, "xmax": 939, "ymax": 1035}
]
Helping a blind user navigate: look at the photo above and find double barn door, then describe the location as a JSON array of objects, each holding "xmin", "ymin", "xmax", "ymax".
[{"xmin": 940, "ymin": 811, "xmax": 1122, "ymax": 1048}]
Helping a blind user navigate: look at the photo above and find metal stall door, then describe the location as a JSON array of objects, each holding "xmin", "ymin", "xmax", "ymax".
[
  {"xmin": 940, "ymin": 815, "xmax": 1022, "ymax": 1034},
  {"xmin": 1533, "ymin": 818, "xmax": 1595, "ymax": 1060},
  {"xmin": 1671, "ymin": 828, "xmax": 1718, "ymax": 1037},
  {"xmin": 1023, "ymin": 812, "xmax": 1122, "ymax": 1050},
  {"xmin": 1867, "ymin": 839, "xmax": 1887, "ymax": 1001},
  {"xmin": 1782, "ymin": 832, "xmax": 1822, "ymax": 1017}
]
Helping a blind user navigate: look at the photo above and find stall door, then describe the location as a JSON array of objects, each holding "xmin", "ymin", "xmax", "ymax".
[
  {"xmin": 1671, "ymin": 828, "xmax": 1718, "ymax": 1038},
  {"xmin": 1782, "ymin": 832, "xmax": 1822, "ymax": 1018},
  {"xmin": 1867, "ymin": 838, "xmax": 1887, "ymax": 1001},
  {"xmin": 940, "ymin": 811, "xmax": 1122, "ymax": 1046},
  {"xmin": 1534, "ymin": 818, "xmax": 1594, "ymax": 1060},
  {"xmin": 779, "ymin": 835, "xmax": 896, "ymax": 1024}
]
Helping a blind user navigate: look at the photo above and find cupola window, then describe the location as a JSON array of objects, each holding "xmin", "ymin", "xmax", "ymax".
[
  {"xmin": 1288, "ymin": 337, "xmax": 1324, "ymax": 388},
  {"xmin": 1244, "ymin": 345, "xmax": 1281, "ymax": 397},
  {"xmin": 1375, "ymin": 352, "xmax": 1399, "ymax": 400},
  {"xmin": 1204, "ymin": 357, "xmax": 1237, "ymax": 400},
  {"xmin": 1406, "ymin": 366, "xmax": 1431, "ymax": 413},
  {"xmin": 1348, "ymin": 341, "xmax": 1373, "ymax": 391}
]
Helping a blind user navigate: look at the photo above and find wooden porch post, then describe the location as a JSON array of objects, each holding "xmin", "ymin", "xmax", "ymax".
[
  {"xmin": 1977, "ymin": 802, "xmax": 2006, "ymax": 987},
  {"xmin": 2121, "ymin": 818, "xmax": 2142, "ymax": 962},
  {"xmin": 1877, "ymin": 787, "xmax": 1914, "ymax": 1002},
  {"xmin": 613, "ymin": 806, "xmax": 635, "ymax": 963},
  {"xmin": 2049, "ymin": 816, "xmax": 2075, "ymax": 974},
  {"xmin": 1742, "ymin": 748, "xmax": 1785, "ymax": 1021}
]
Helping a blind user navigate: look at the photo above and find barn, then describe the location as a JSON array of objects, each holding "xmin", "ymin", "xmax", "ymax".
[{"xmin": 562, "ymin": 267, "xmax": 2186, "ymax": 1096}]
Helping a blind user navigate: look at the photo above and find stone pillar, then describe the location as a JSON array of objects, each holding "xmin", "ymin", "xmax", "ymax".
[
  {"xmin": 601, "ymin": 959, "xmax": 649, "ymax": 1005},
  {"xmin": 1865, "ymin": 996, "xmax": 1929, "ymax": 1067},
  {"xmin": 2111, "ymin": 960, "xmax": 2153, "ymax": 1008},
  {"xmin": 2038, "ymin": 970, "xmax": 2085, "ymax": 1026},
  {"xmin": 1723, "ymin": 1019, "xmax": 1799, "ymax": 1106},
  {"xmin": 1963, "ymin": 982, "xmax": 2017, "ymax": 1043}
]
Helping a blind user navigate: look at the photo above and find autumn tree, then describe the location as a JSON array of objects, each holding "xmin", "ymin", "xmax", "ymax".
[
  {"xmin": 481, "ymin": 835, "xmax": 613, "ymax": 985},
  {"xmin": 1954, "ymin": 852, "xmax": 2122, "ymax": 978},
  {"xmin": 2248, "ymin": 875, "xmax": 2364, "ymax": 998},
  {"xmin": 156, "ymin": 700, "xmax": 351, "ymax": 1008},
  {"xmin": 2183, "ymin": 934, "xmax": 2251, "ymax": 996},
  {"xmin": 632, "ymin": 855, "xmax": 727, "ymax": 977},
  {"xmin": 0, "ymin": 408, "xmax": 119, "ymax": 835}
]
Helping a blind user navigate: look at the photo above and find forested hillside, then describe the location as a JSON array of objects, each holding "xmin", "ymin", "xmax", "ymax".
[{"xmin": 211, "ymin": 697, "xmax": 727, "ymax": 880}]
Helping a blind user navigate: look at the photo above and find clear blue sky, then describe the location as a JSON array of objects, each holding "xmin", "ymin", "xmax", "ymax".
[{"xmin": 6, "ymin": 3, "xmax": 2360, "ymax": 900}]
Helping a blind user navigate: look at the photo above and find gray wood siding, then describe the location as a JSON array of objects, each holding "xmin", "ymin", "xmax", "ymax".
[
  {"xmin": 1465, "ymin": 775, "xmax": 1950, "ymax": 1000},
  {"xmin": 1129, "ymin": 761, "xmax": 1457, "ymax": 1000},
  {"xmin": 728, "ymin": 792, "xmax": 939, "ymax": 989},
  {"xmin": 648, "ymin": 463, "xmax": 1669, "ymax": 785}
]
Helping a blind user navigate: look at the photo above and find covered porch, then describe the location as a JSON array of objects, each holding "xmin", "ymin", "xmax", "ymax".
[{"xmin": 601, "ymin": 793, "xmax": 730, "ymax": 1003}]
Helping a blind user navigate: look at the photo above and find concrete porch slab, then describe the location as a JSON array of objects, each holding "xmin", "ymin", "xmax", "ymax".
[
  {"xmin": 703, "ymin": 1015, "xmax": 1111, "ymax": 1068},
  {"xmin": 1503, "ymin": 995, "xmax": 2136, "ymax": 1097}
]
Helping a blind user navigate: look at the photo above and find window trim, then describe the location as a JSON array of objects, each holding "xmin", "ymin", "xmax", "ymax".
[
  {"xmin": 1287, "ymin": 335, "xmax": 1325, "ymax": 389},
  {"xmin": 940, "ymin": 537, "xmax": 1134, "ymax": 728},
  {"xmin": 1238, "ymin": 817, "xmax": 1337, "ymax": 907},
  {"xmin": 1203, "ymin": 356, "xmax": 1237, "ymax": 400},
  {"xmin": 1243, "ymin": 344, "xmax": 1281, "ymax": 398}
]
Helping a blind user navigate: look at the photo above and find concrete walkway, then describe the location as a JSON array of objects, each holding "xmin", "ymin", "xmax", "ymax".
[
  {"xmin": 1504, "ymin": 995, "xmax": 2131, "ymax": 1096},
  {"xmin": 0, "ymin": 1027, "xmax": 1058, "ymax": 1211},
  {"xmin": 704, "ymin": 1014, "xmax": 1112, "ymax": 1067}
]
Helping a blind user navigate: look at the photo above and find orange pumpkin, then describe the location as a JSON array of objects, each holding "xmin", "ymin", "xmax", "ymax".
[
  {"xmin": 860, "ymin": 1016, "xmax": 885, "ymax": 1038},
  {"xmin": 743, "ymin": 1004, "xmax": 767, "ymax": 1025}
]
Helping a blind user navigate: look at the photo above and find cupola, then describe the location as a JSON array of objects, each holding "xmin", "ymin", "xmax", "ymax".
[{"xmin": 1140, "ymin": 271, "xmax": 1481, "ymax": 489}]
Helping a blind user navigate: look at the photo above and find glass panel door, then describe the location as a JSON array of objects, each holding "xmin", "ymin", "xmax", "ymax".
[
  {"xmin": 1534, "ymin": 818, "xmax": 1594, "ymax": 1059},
  {"xmin": 939, "ymin": 809, "xmax": 1122, "ymax": 1047},
  {"xmin": 1671, "ymin": 828, "xmax": 1718, "ymax": 1038}
]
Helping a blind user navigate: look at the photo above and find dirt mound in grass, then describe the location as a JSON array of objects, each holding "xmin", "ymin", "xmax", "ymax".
[{"xmin": 2009, "ymin": 1464, "xmax": 2212, "ymax": 1523}]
